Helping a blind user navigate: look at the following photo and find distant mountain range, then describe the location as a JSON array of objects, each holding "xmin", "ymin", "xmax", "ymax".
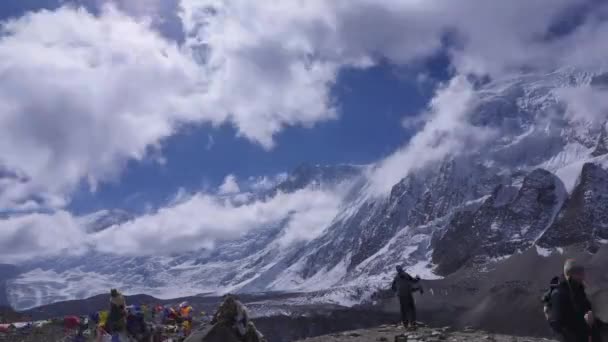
[{"xmin": 4, "ymin": 68, "xmax": 608, "ymax": 316}]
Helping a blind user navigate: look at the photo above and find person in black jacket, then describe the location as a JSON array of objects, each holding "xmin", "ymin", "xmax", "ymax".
[
  {"xmin": 391, "ymin": 265, "xmax": 423, "ymax": 329},
  {"xmin": 550, "ymin": 259, "xmax": 602, "ymax": 342}
]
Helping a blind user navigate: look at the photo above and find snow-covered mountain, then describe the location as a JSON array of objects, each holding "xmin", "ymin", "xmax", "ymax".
[{"xmin": 7, "ymin": 68, "xmax": 608, "ymax": 310}]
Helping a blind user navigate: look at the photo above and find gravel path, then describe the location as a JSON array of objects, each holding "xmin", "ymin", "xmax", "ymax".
[{"xmin": 295, "ymin": 325, "xmax": 558, "ymax": 342}]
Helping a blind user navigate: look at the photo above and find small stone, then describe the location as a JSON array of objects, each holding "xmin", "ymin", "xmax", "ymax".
[{"xmin": 376, "ymin": 337, "xmax": 388, "ymax": 342}]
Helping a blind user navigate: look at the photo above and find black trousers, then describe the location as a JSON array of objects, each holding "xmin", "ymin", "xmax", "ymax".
[{"xmin": 399, "ymin": 295, "xmax": 416, "ymax": 325}]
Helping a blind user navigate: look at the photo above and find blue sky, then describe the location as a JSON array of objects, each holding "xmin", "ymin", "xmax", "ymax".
[{"xmin": 1, "ymin": 0, "xmax": 607, "ymax": 261}]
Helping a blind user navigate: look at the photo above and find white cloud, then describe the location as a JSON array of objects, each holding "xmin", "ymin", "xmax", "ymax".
[
  {"xmin": 0, "ymin": 182, "xmax": 347, "ymax": 259},
  {"xmin": 368, "ymin": 76, "xmax": 497, "ymax": 194},
  {"xmin": 99, "ymin": 0, "xmax": 165, "ymax": 17},
  {"xmin": 179, "ymin": 0, "xmax": 343, "ymax": 147},
  {"xmin": 276, "ymin": 198, "xmax": 341, "ymax": 248},
  {"xmin": 248, "ymin": 173, "xmax": 288, "ymax": 191},
  {"xmin": 439, "ymin": 0, "xmax": 582, "ymax": 75},
  {"xmin": 180, "ymin": 0, "xmax": 600, "ymax": 78},
  {"xmin": 218, "ymin": 174, "xmax": 240, "ymax": 194},
  {"xmin": 555, "ymin": 84, "xmax": 608, "ymax": 123},
  {"xmin": 0, "ymin": 6, "xmax": 204, "ymax": 209},
  {"xmin": 92, "ymin": 186, "xmax": 343, "ymax": 254},
  {"xmin": 205, "ymin": 134, "xmax": 215, "ymax": 150},
  {"xmin": 0, "ymin": 211, "xmax": 86, "ymax": 263}
]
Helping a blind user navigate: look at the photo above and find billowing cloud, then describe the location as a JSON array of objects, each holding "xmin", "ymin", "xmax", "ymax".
[
  {"xmin": 368, "ymin": 76, "xmax": 497, "ymax": 194},
  {"xmin": 0, "ymin": 6, "xmax": 204, "ymax": 209},
  {"xmin": 179, "ymin": 0, "xmax": 343, "ymax": 147},
  {"xmin": 180, "ymin": 0, "xmax": 604, "ymax": 77},
  {"xmin": 0, "ymin": 183, "xmax": 346, "ymax": 260},
  {"xmin": 0, "ymin": 211, "xmax": 86, "ymax": 263},
  {"xmin": 555, "ymin": 84, "xmax": 608, "ymax": 123},
  {"xmin": 218, "ymin": 174, "xmax": 240, "ymax": 194},
  {"xmin": 248, "ymin": 173, "xmax": 288, "ymax": 191},
  {"xmin": 93, "ymin": 186, "xmax": 343, "ymax": 254}
]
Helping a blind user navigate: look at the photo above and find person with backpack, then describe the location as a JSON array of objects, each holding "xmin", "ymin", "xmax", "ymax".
[
  {"xmin": 391, "ymin": 265, "xmax": 423, "ymax": 330},
  {"xmin": 549, "ymin": 259, "xmax": 602, "ymax": 342},
  {"xmin": 542, "ymin": 276, "xmax": 560, "ymax": 321}
]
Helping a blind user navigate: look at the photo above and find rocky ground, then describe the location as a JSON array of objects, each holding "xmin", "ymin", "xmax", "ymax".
[
  {"xmin": 0, "ymin": 324, "xmax": 67, "ymax": 342},
  {"xmin": 295, "ymin": 325, "xmax": 558, "ymax": 342}
]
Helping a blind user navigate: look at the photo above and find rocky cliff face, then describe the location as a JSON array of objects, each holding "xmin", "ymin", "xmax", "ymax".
[
  {"xmin": 432, "ymin": 168, "xmax": 566, "ymax": 275},
  {"xmin": 538, "ymin": 162, "xmax": 608, "ymax": 251}
]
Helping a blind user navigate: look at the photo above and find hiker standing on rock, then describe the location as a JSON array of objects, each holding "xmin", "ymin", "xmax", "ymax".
[
  {"xmin": 391, "ymin": 265, "xmax": 423, "ymax": 330},
  {"xmin": 549, "ymin": 259, "xmax": 602, "ymax": 342}
]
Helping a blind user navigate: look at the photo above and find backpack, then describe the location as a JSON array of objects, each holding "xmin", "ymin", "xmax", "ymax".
[{"xmin": 541, "ymin": 276, "xmax": 560, "ymax": 321}]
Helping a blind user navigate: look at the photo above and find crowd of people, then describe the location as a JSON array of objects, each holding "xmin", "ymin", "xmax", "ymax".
[
  {"xmin": 0, "ymin": 289, "xmax": 266, "ymax": 342},
  {"xmin": 84, "ymin": 289, "xmax": 199, "ymax": 341},
  {"xmin": 83, "ymin": 289, "xmax": 266, "ymax": 342}
]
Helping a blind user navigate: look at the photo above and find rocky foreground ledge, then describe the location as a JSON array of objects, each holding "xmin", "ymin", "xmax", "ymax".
[{"xmin": 295, "ymin": 325, "xmax": 558, "ymax": 342}]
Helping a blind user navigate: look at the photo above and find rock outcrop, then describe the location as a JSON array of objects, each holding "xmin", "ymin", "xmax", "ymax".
[
  {"xmin": 538, "ymin": 163, "xmax": 608, "ymax": 251},
  {"xmin": 432, "ymin": 169, "xmax": 566, "ymax": 275}
]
